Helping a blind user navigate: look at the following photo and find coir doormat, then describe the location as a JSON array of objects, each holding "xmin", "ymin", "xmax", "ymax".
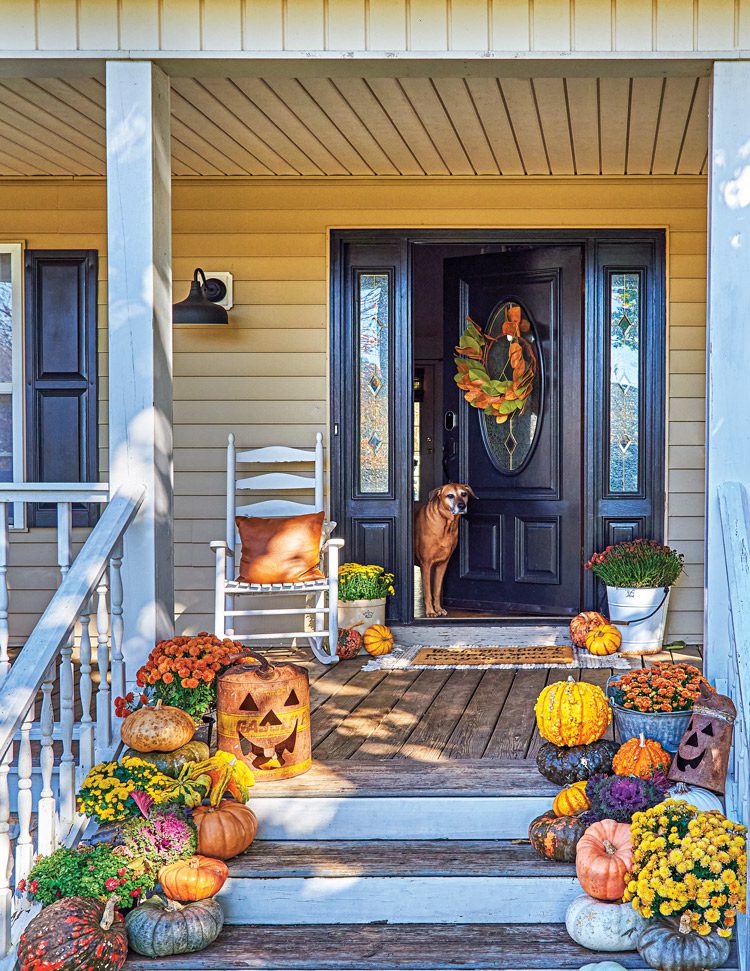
[
  {"xmin": 412, "ymin": 645, "xmax": 575, "ymax": 666},
  {"xmin": 361, "ymin": 643, "xmax": 635, "ymax": 671}
]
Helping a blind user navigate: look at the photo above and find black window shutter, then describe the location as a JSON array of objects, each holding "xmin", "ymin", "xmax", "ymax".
[{"xmin": 25, "ymin": 250, "xmax": 99, "ymax": 528}]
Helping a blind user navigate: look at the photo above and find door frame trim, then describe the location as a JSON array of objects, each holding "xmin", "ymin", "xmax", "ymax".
[{"xmin": 330, "ymin": 229, "xmax": 667, "ymax": 623}]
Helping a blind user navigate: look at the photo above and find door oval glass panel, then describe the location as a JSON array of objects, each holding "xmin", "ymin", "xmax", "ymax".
[{"xmin": 478, "ymin": 300, "xmax": 543, "ymax": 475}]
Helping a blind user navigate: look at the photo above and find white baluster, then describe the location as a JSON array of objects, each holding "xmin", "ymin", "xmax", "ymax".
[
  {"xmin": 36, "ymin": 660, "xmax": 57, "ymax": 856},
  {"xmin": 14, "ymin": 701, "xmax": 34, "ymax": 887},
  {"xmin": 95, "ymin": 572, "xmax": 111, "ymax": 760},
  {"xmin": 0, "ymin": 503, "xmax": 8, "ymax": 682},
  {"xmin": 109, "ymin": 543, "xmax": 125, "ymax": 712},
  {"xmin": 78, "ymin": 598, "xmax": 95, "ymax": 781},
  {"xmin": 0, "ymin": 743, "xmax": 13, "ymax": 955},
  {"xmin": 57, "ymin": 502, "xmax": 75, "ymax": 834}
]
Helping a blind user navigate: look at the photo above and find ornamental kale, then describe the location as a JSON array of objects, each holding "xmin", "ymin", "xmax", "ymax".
[
  {"xmin": 121, "ymin": 805, "xmax": 197, "ymax": 868},
  {"xmin": 581, "ymin": 771, "xmax": 670, "ymax": 824}
]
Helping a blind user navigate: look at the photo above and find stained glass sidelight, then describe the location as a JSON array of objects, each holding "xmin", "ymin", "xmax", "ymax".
[
  {"xmin": 358, "ymin": 272, "xmax": 390, "ymax": 493},
  {"xmin": 608, "ymin": 272, "xmax": 640, "ymax": 493}
]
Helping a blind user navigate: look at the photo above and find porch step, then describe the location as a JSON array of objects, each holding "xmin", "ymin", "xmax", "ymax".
[
  {"xmin": 123, "ymin": 922, "xmax": 739, "ymax": 970},
  {"xmin": 251, "ymin": 759, "xmax": 555, "ymax": 840},
  {"xmin": 216, "ymin": 840, "xmax": 578, "ymax": 924}
]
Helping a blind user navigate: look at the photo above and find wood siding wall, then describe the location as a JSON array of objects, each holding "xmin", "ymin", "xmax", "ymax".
[
  {"xmin": 0, "ymin": 176, "xmax": 706, "ymax": 643},
  {"xmin": 0, "ymin": 0, "xmax": 749, "ymax": 54}
]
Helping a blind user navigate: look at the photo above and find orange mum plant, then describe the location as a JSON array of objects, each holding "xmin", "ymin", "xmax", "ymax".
[{"xmin": 131, "ymin": 634, "xmax": 245, "ymax": 719}]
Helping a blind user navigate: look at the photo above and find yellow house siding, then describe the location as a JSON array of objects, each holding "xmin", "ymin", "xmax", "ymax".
[
  {"xmin": 0, "ymin": 0, "xmax": 748, "ymax": 53},
  {"xmin": 0, "ymin": 175, "xmax": 707, "ymax": 643}
]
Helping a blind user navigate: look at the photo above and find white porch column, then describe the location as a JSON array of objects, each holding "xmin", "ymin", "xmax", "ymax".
[
  {"xmin": 705, "ymin": 61, "xmax": 750, "ymax": 689},
  {"xmin": 106, "ymin": 61, "xmax": 174, "ymax": 675}
]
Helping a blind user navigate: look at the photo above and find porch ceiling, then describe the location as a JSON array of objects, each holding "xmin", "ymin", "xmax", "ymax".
[{"xmin": 0, "ymin": 73, "xmax": 708, "ymax": 179}]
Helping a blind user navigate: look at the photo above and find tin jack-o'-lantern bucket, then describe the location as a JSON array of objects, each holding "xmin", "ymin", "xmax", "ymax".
[{"xmin": 217, "ymin": 650, "xmax": 311, "ymax": 782}]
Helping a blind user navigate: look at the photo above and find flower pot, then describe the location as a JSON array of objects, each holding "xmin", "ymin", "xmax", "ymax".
[
  {"xmin": 606, "ymin": 676, "xmax": 690, "ymax": 752},
  {"xmin": 338, "ymin": 598, "xmax": 386, "ymax": 636},
  {"xmin": 606, "ymin": 585, "xmax": 671, "ymax": 655}
]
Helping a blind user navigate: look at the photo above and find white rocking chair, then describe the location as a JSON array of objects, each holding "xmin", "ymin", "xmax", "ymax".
[{"xmin": 210, "ymin": 432, "xmax": 342, "ymax": 665}]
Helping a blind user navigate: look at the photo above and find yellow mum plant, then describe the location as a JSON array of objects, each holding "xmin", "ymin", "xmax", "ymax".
[
  {"xmin": 339, "ymin": 563, "xmax": 395, "ymax": 601},
  {"xmin": 77, "ymin": 756, "xmax": 177, "ymax": 824},
  {"xmin": 624, "ymin": 799, "xmax": 747, "ymax": 938}
]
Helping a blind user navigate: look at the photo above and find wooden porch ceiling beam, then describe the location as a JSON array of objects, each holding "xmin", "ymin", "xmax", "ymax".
[
  {"xmin": 0, "ymin": 55, "xmax": 715, "ymax": 81},
  {"xmin": 106, "ymin": 60, "xmax": 175, "ymax": 676}
]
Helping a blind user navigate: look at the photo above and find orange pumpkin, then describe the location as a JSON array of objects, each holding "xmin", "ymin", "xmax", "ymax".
[
  {"xmin": 159, "ymin": 855, "xmax": 228, "ymax": 902},
  {"xmin": 363, "ymin": 625, "xmax": 394, "ymax": 657},
  {"xmin": 569, "ymin": 611, "xmax": 608, "ymax": 648},
  {"xmin": 584, "ymin": 624, "xmax": 622, "ymax": 656},
  {"xmin": 612, "ymin": 732, "xmax": 671, "ymax": 778},
  {"xmin": 552, "ymin": 780, "xmax": 590, "ymax": 817},
  {"xmin": 193, "ymin": 801, "xmax": 258, "ymax": 860},
  {"xmin": 575, "ymin": 820, "xmax": 633, "ymax": 901}
]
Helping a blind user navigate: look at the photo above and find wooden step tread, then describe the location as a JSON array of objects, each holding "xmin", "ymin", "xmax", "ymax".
[
  {"xmin": 124, "ymin": 922, "xmax": 738, "ymax": 970},
  {"xmin": 250, "ymin": 759, "xmax": 558, "ymax": 798},
  {"xmin": 230, "ymin": 840, "xmax": 574, "ymax": 877}
]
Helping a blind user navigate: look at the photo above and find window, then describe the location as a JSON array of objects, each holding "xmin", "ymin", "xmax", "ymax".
[
  {"xmin": 608, "ymin": 271, "xmax": 641, "ymax": 494},
  {"xmin": 0, "ymin": 244, "xmax": 25, "ymax": 525}
]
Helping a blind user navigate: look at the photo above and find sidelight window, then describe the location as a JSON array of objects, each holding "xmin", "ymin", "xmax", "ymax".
[
  {"xmin": 357, "ymin": 271, "xmax": 390, "ymax": 494},
  {"xmin": 608, "ymin": 271, "xmax": 641, "ymax": 494}
]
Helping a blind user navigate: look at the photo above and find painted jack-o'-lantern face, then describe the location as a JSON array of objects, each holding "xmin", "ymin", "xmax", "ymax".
[
  {"xmin": 668, "ymin": 683, "xmax": 736, "ymax": 794},
  {"xmin": 237, "ymin": 686, "xmax": 303, "ymax": 770},
  {"xmin": 217, "ymin": 660, "xmax": 312, "ymax": 782}
]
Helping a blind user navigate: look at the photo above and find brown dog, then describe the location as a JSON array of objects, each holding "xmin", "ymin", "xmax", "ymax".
[{"xmin": 414, "ymin": 483, "xmax": 476, "ymax": 617}]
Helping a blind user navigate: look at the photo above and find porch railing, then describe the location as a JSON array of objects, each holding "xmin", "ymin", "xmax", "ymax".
[
  {"xmin": 0, "ymin": 482, "xmax": 145, "ymax": 957},
  {"xmin": 718, "ymin": 480, "xmax": 750, "ymax": 971}
]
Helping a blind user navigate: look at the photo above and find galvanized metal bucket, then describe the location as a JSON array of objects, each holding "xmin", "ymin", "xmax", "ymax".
[{"xmin": 606, "ymin": 676, "xmax": 690, "ymax": 752}]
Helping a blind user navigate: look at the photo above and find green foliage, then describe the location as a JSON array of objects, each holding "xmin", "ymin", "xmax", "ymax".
[{"xmin": 22, "ymin": 843, "xmax": 156, "ymax": 909}]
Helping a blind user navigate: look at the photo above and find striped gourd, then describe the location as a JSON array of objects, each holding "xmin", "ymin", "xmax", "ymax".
[{"xmin": 535, "ymin": 677, "xmax": 611, "ymax": 747}]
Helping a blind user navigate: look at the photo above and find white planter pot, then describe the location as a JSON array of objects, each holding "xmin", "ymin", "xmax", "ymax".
[
  {"xmin": 606, "ymin": 585, "xmax": 671, "ymax": 655},
  {"xmin": 337, "ymin": 598, "xmax": 386, "ymax": 636}
]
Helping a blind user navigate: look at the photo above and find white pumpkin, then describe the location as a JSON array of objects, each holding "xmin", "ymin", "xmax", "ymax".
[
  {"xmin": 579, "ymin": 965, "xmax": 629, "ymax": 971},
  {"xmin": 566, "ymin": 894, "xmax": 645, "ymax": 952},
  {"xmin": 667, "ymin": 783, "xmax": 724, "ymax": 814}
]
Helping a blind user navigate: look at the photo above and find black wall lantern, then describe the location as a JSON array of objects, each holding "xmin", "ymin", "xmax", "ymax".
[{"xmin": 173, "ymin": 267, "xmax": 229, "ymax": 325}]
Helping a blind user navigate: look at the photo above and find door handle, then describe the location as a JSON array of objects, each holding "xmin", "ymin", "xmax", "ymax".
[{"xmin": 444, "ymin": 411, "xmax": 458, "ymax": 432}]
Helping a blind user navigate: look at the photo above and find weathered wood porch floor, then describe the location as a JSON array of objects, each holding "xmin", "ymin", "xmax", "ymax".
[{"xmin": 281, "ymin": 644, "xmax": 703, "ymax": 765}]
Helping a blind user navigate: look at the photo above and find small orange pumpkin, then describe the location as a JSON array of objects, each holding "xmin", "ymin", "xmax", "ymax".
[
  {"xmin": 552, "ymin": 780, "xmax": 590, "ymax": 817},
  {"xmin": 612, "ymin": 732, "xmax": 671, "ymax": 778},
  {"xmin": 575, "ymin": 819, "xmax": 632, "ymax": 901},
  {"xmin": 569, "ymin": 611, "xmax": 608, "ymax": 648},
  {"xmin": 363, "ymin": 624, "xmax": 394, "ymax": 657},
  {"xmin": 584, "ymin": 624, "xmax": 622, "ymax": 656},
  {"xmin": 159, "ymin": 855, "xmax": 228, "ymax": 902},
  {"xmin": 193, "ymin": 801, "xmax": 258, "ymax": 860}
]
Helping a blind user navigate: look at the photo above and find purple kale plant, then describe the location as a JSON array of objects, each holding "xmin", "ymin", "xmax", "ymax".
[
  {"xmin": 121, "ymin": 805, "xmax": 197, "ymax": 869},
  {"xmin": 581, "ymin": 771, "xmax": 670, "ymax": 825}
]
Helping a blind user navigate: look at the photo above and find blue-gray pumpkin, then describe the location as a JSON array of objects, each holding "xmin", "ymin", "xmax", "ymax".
[
  {"xmin": 125, "ymin": 895, "xmax": 224, "ymax": 957},
  {"xmin": 637, "ymin": 915, "xmax": 731, "ymax": 971}
]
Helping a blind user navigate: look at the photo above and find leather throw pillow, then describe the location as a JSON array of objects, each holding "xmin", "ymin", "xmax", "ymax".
[{"xmin": 236, "ymin": 511, "xmax": 325, "ymax": 584}]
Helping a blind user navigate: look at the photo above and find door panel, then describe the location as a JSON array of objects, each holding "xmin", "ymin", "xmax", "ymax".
[{"xmin": 443, "ymin": 247, "xmax": 583, "ymax": 615}]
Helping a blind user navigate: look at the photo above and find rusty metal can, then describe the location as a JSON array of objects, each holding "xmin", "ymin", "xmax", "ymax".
[{"xmin": 217, "ymin": 653, "xmax": 311, "ymax": 782}]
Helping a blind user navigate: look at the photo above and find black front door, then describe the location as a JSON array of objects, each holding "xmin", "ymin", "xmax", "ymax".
[
  {"xmin": 331, "ymin": 230, "xmax": 666, "ymax": 624},
  {"xmin": 441, "ymin": 247, "xmax": 583, "ymax": 615}
]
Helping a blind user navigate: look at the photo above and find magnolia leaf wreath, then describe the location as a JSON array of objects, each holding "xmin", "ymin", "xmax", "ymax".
[{"xmin": 454, "ymin": 303, "xmax": 538, "ymax": 424}]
